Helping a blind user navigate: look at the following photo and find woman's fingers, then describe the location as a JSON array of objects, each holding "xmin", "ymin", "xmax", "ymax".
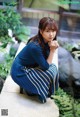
[{"xmin": 48, "ymin": 41, "xmax": 59, "ymax": 48}]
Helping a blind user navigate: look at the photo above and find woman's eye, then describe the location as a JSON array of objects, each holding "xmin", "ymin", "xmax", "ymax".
[
  {"xmin": 45, "ymin": 30, "xmax": 54, "ymax": 32},
  {"xmin": 51, "ymin": 30, "xmax": 54, "ymax": 32},
  {"xmin": 46, "ymin": 30, "xmax": 49, "ymax": 32}
]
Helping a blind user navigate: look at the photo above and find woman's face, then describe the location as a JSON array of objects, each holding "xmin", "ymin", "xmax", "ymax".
[{"xmin": 40, "ymin": 27, "xmax": 57, "ymax": 43}]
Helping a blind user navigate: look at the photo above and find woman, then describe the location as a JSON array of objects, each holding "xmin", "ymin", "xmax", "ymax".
[{"xmin": 10, "ymin": 17, "xmax": 59, "ymax": 103}]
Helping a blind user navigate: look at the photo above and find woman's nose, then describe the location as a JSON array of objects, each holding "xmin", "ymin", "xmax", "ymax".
[{"xmin": 49, "ymin": 32, "xmax": 53, "ymax": 36}]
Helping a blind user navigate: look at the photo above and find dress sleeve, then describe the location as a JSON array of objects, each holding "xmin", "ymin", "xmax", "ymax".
[{"xmin": 30, "ymin": 42, "xmax": 49, "ymax": 70}]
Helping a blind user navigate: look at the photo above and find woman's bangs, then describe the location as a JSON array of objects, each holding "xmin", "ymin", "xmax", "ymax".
[{"xmin": 46, "ymin": 22, "xmax": 58, "ymax": 31}]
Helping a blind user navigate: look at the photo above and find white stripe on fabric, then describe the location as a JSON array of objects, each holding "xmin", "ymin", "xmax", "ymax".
[
  {"xmin": 50, "ymin": 66, "xmax": 57, "ymax": 73},
  {"xmin": 35, "ymin": 68, "xmax": 51, "ymax": 82},
  {"xmin": 30, "ymin": 70, "xmax": 48, "ymax": 96},
  {"xmin": 31, "ymin": 68, "xmax": 49, "ymax": 90},
  {"xmin": 25, "ymin": 70, "xmax": 40, "ymax": 95},
  {"xmin": 35, "ymin": 67, "xmax": 56, "ymax": 85},
  {"xmin": 31, "ymin": 69, "xmax": 49, "ymax": 94},
  {"xmin": 28, "ymin": 70, "xmax": 46, "ymax": 99},
  {"xmin": 36, "ymin": 70, "xmax": 49, "ymax": 85},
  {"xmin": 47, "ymin": 66, "xmax": 57, "ymax": 79},
  {"xmin": 47, "ymin": 71, "xmax": 53, "ymax": 79},
  {"xmin": 24, "ymin": 64, "xmax": 57, "ymax": 100}
]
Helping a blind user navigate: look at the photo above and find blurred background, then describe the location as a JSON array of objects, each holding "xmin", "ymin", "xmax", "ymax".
[{"xmin": 0, "ymin": 0, "xmax": 80, "ymax": 116}]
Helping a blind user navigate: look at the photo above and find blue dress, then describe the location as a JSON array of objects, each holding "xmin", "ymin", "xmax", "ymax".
[{"xmin": 10, "ymin": 41, "xmax": 59, "ymax": 103}]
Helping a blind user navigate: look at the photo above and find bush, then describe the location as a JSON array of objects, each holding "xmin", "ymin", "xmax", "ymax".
[
  {"xmin": 0, "ymin": 2, "xmax": 30, "ymax": 47},
  {"xmin": 0, "ymin": 2, "xmax": 30, "ymax": 92},
  {"xmin": 51, "ymin": 88, "xmax": 80, "ymax": 117},
  {"xmin": 0, "ymin": 54, "xmax": 14, "ymax": 80}
]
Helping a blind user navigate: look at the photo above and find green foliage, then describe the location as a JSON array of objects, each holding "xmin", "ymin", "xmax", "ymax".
[
  {"xmin": 0, "ymin": 54, "xmax": 14, "ymax": 80},
  {"xmin": 74, "ymin": 99, "xmax": 80, "ymax": 117},
  {"xmin": 64, "ymin": 44, "xmax": 73, "ymax": 52},
  {"xmin": 0, "ymin": 6, "xmax": 21, "ymax": 36},
  {"xmin": 14, "ymin": 26, "xmax": 30, "ymax": 43},
  {"xmin": 24, "ymin": 0, "xmax": 60, "ymax": 11},
  {"xmin": 61, "ymin": 42, "xmax": 80, "ymax": 61},
  {"xmin": 0, "ymin": 2, "xmax": 30, "ymax": 92},
  {"xmin": 0, "ymin": 2, "xmax": 30, "ymax": 46},
  {"xmin": 51, "ymin": 88, "xmax": 80, "ymax": 117},
  {"xmin": 0, "ymin": 2, "xmax": 30, "ymax": 83},
  {"xmin": 0, "ymin": 36, "xmax": 13, "ymax": 48},
  {"xmin": 9, "ymin": 46, "xmax": 17, "ymax": 57}
]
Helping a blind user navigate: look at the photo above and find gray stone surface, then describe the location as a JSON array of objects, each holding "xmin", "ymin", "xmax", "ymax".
[
  {"xmin": 58, "ymin": 46, "xmax": 80, "ymax": 97},
  {"xmin": 0, "ymin": 92, "xmax": 59, "ymax": 117}
]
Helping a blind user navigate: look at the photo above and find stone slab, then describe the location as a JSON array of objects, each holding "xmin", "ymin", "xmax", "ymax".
[
  {"xmin": 1, "ymin": 75, "xmax": 19, "ymax": 93},
  {"xmin": 0, "ymin": 92, "xmax": 59, "ymax": 117}
]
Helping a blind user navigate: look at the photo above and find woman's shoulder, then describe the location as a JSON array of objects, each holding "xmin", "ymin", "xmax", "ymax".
[
  {"xmin": 27, "ymin": 41, "xmax": 42, "ymax": 54},
  {"xmin": 28, "ymin": 41, "xmax": 40, "ymax": 49}
]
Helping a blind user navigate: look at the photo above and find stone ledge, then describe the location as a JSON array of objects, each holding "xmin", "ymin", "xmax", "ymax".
[
  {"xmin": 0, "ymin": 92, "xmax": 59, "ymax": 117},
  {"xmin": 1, "ymin": 75, "xmax": 19, "ymax": 93}
]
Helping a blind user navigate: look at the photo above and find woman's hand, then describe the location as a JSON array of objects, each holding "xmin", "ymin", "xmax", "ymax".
[
  {"xmin": 47, "ymin": 40, "xmax": 59, "ymax": 64},
  {"xmin": 48, "ymin": 40, "xmax": 59, "ymax": 52}
]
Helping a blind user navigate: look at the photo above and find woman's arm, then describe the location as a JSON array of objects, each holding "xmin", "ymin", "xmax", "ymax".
[
  {"xmin": 47, "ymin": 41, "xmax": 59, "ymax": 64},
  {"xmin": 30, "ymin": 42, "xmax": 49, "ymax": 70},
  {"xmin": 30, "ymin": 41, "xmax": 59, "ymax": 70}
]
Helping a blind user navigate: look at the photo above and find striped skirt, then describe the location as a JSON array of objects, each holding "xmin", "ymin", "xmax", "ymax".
[{"xmin": 11, "ymin": 64, "xmax": 59, "ymax": 103}]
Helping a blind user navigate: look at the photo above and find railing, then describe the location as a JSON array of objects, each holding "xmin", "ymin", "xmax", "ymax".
[
  {"xmin": 21, "ymin": 8, "xmax": 59, "ymax": 22},
  {"xmin": 0, "ymin": 1, "xmax": 80, "ymax": 38},
  {"xmin": 20, "ymin": 8, "xmax": 80, "ymax": 38}
]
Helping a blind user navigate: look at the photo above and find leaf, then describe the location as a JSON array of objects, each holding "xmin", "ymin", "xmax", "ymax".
[{"xmin": 16, "ymin": 34, "xmax": 29, "ymax": 43}]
